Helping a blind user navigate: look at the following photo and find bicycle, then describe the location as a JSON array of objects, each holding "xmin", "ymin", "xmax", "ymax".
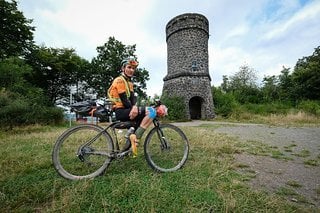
[{"xmin": 52, "ymin": 101, "xmax": 189, "ymax": 180}]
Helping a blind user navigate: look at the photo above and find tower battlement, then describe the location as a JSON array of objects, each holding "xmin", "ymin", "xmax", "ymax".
[{"xmin": 166, "ymin": 13, "xmax": 209, "ymax": 41}]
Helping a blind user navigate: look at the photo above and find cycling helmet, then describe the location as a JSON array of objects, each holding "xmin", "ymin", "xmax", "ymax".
[{"xmin": 121, "ymin": 57, "xmax": 139, "ymax": 68}]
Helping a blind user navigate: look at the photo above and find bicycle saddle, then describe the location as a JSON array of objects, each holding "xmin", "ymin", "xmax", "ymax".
[{"xmin": 112, "ymin": 121, "xmax": 136, "ymax": 129}]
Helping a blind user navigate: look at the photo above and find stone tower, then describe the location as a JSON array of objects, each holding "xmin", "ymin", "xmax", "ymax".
[{"xmin": 162, "ymin": 13, "xmax": 215, "ymax": 119}]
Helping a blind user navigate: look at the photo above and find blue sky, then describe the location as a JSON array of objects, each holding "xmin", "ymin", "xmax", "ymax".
[{"xmin": 18, "ymin": 0, "xmax": 320, "ymax": 96}]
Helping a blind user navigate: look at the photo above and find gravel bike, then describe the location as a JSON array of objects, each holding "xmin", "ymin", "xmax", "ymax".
[{"xmin": 52, "ymin": 102, "xmax": 189, "ymax": 180}]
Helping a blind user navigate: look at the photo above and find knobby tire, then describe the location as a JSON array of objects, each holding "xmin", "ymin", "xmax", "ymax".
[
  {"xmin": 144, "ymin": 124, "xmax": 189, "ymax": 172},
  {"xmin": 52, "ymin": 124, "xmax": 114, "ymax": 180}
]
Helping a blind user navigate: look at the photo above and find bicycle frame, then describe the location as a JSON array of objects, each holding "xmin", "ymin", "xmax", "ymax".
[
  {"xmin": 74, "ymin": 121, "xmax": 127, "ymax": 160},
  {"xmin": 77, "ymin": 118, "xmax": 164, "ymax": 160}
]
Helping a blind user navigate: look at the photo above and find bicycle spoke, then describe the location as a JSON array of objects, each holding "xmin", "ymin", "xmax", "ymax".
[
  {"xmin": 52, "ymin": 125, "xmax": 113, "ymax": 180},
  {"xmin": 144, "ymin": 124, "xmax": 189, "ymax": 172}
]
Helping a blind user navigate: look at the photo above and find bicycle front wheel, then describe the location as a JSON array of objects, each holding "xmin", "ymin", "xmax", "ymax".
[
  {"xmin": 52, "ymin": 124, "xmax": 114, "ymax": 180},
  {"xmin": 144, "ymin": 124, "xmax": 189, "ymax": 172}
]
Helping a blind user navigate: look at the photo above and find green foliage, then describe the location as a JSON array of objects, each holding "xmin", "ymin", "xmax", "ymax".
[
  {"xmin": 25, "ymin": 46, "xmax": 90, "ymax": 105},
  {"xmin": 260, "ymin": 47, "xmax": 320, "ymax": 103},
  {"xmin": 221, "ymin": 46, "xmax": 320, "ymax": 108},
  {"xmin": 0, "ymin": 57, "xmax": 32, "ymax": 90},
  {"xmin": 232, "ymin": 86, "xmax": 262, "ymax": 104},
  {"xmin": 0, "ymin": 0, "xmax": 35, "ymax": 59},
  {"xmin": 229, "ymin": 64, "xmax": 258, "ymax": 90},
  {"xmin": 292, "ymin": 46, "xmax": 320, "ymax": 100},
  {"xmin": 213, "ymin": 80, "xmax": 320, "ymax": 119},
  {"xmin": 240, "ymin": 102, "xmax": 293, "ymax": 115},
  {"xmin": 222, "ymin": 64, "xmax": 262, "ymax": 104},
  {"xmin": 297, "ymin": 100, "xmax": 320, "ymax": 116},
  {"xmin": 0, "ymin": 55, "xmax": 63, "ymax": 127},
  {"xmin": 216, "ymin": 46, "xmax": 320, "ymax": 119},
  {"xmin": 0, "ymin": 89, "xmax": 63, "ymax": 128},
  {"xmin": 261, "ymin": 75, "xmax": 279, "ymax": 102},
  {"xmin": 212, "ymin": 87, "xmax": 238, "ymax": 117},
  {"xmin": 278, "ymin": 67, "xmax": 295, "ymax": 102},
  {"xmin": 161, "ymin": 94, "xmax": 187, "ymax": 121}
]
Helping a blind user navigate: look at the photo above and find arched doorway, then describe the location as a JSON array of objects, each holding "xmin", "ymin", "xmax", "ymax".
[{"xmin": 189, "ymin": 96, "xmax": 202, "ymax": 119}]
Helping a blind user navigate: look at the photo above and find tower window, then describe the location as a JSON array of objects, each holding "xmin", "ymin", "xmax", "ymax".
[{"xmin": 191, "ymin": 61, "xmax": 198, "ymax": 71}]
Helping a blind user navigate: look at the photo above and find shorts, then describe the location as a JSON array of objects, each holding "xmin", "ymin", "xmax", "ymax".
[{"xmin": 115, "ymin": 107, "xmax": 146, "ymax": 127}]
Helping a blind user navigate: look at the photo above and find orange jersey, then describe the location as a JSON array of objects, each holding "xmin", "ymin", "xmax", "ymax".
[{"xmin": 108, "ymin": 75, "xmax": 133, "ymax": 109}]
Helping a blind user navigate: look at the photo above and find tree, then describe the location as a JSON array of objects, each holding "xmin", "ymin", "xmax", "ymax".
[
  {"xmin": 0, "ymin": 57, "xmax": 64, "ymax": 127},
  {"xmin": 0, "ymin": 57, "xmax": 32, "ymax": 90},
  {"xmin": 229, "ymin": 64, "xmax": 258, "ymax": 90},
  {"xmin": 278, "ymin": 66, "xmax": 294, "ymax": 102},
  {"xmin": 292, "ymin": 46, "xmax": 320, "ymax": 100},
  {"xmin": 25, "ymin": 46, "xmax": 90, "ymax": 105},
  {"xmin": 0, "ymin": 0, "xmax": 35, "ymax": 59},
  {"xmin": 261, "ymin": 75, "xmax": 279, "ymax": 102},
  {"xmin": 0, "ymin": 56, "xmax": 47, "ymax": 104},
  {"xmin": 220, "ymin": 75, "xmax": 230, "ymax": 92},
  {"xmin": 228, "ymin": 64, "xmax": 260, "ymax": 103},
  {"xmin": 89, "ymin": 37, "xmax": 149, "ymax": 98}
]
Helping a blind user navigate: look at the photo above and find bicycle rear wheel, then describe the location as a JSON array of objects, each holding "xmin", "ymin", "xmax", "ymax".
[
  {"xmin": 52, "ymin": 124, "xmax": 114, "ymax": 180},
  {"xmin": 144, "ymin": 124, "xmax": 189, "ymax": 172}
]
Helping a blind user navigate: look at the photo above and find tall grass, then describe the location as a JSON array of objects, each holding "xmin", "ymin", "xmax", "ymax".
[
  {"xmin": 225, "ymin": 111, "xmax": 320, "ymax": 126},
  {"xmin": 214, "ymin": 100, "xmax": 320, "ymax": 126},
  {"xmin": 213, "ymin": 102, "xmax": 320, "ymax": 126},
  {"xmin": 0, "ymin": 124, "xmax": 315, "ymax": 212}
]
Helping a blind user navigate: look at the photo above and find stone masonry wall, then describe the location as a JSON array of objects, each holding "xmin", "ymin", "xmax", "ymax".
[{"xmin": 163, "ymin": 13, "xmax": 215, "ymax": 119}]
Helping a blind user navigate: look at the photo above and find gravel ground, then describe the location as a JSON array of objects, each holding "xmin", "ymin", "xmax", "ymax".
[{"xmin": 174, "ymin": 121, "xmax": 320, "ymax": 208}]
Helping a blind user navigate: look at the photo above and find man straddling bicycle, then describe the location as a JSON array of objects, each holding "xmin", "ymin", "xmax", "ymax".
[{"xmin": 107, "ymin": 57, "xmax": 167, "ymax": 156}]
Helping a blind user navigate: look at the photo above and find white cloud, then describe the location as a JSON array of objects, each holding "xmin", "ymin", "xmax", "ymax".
[
  {"xmin": 209, "ymin": 45, "xmax": 253, "ymax": 85},
  {"xmin": 20, "ymin": 0, "xmax": 155, "ymax": 57},
  {"xmin": 262, "ymin": 0, "xmax": 320, "ymax": 42}
]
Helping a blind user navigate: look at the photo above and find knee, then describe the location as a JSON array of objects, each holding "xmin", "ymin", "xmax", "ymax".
[{"xmin": 146, "ymin": 107, "xmax": 156, "ymax": 119}]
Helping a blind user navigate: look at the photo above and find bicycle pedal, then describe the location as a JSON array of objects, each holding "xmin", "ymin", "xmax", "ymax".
[{"xmin": 116, "ymin": 149, "xmax": 131, "ymax": 159}]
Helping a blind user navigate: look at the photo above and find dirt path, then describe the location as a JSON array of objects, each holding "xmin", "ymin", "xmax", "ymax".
[{"xmin": 174, "ymin": 121, "xmax": 320, "ymax": 208}]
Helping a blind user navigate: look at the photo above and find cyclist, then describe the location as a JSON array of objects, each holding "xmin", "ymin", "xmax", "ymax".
[{"xmin": 108, "ymin": 57, "xmax": 155, "ymax": 153}]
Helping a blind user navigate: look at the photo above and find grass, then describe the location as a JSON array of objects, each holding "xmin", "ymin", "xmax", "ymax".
[
  {"xmin": 0, "ymin": 123, "xmax": 317, "ymax": 212},
  {"xmin": 286, "ymin": 180, "xmax": 302, "ymax": 188},
  {"xmin": 276, "ymin": 187, "xmax": 309, "ymax": 205},
  {"xmin": 216, "ymin": 111, "xmax": 320, "ymax": 127},
  {"xmin": 304, "ymin": 159, "xmax": 319, "ymax": 166},
  {"xmin": 293, "ymin": 149, "xmax": 311, "ymax": 158}
]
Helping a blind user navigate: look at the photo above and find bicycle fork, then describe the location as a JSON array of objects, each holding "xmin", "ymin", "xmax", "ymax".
[{"xmin": 156, "ymin": 127, "xmax": 170, "ymax": 150}]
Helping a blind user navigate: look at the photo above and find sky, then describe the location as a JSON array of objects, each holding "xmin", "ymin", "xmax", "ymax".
[{"xmin": 17, "ymin": 0, "xmax": 320, "ymax": 97}]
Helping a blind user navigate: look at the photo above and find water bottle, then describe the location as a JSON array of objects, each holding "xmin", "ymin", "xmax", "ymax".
[
  {"xmin": 111, "ymin": 112, "xmax": 116, "ymax": 122},
  {"xmin": 117, "ymin": 129, "xmax": 124, "ymax": 144},
  {"xmin": 125, "ymin": 127, "xmax": 135, "ymax": 139}
]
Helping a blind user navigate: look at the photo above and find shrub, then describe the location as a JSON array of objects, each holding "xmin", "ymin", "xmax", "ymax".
[
  {"xmin": 0, "ymin": 89, "xmax": 64, "ymax": 129},
  {"xmin": 161, "ymin": 94, "xmax": 187, "ymax": 121},
  {"xmin": 0, "ymin": 96, "xmax": 29, "ymax": 128},
  {"xmin": 213, "ymin": 88, "xmax": 238, "ymax": 117},
  {"xmin": 298, "ymin": 100, "xmax": 320, "ymax": 116},
  {"xmin": 242, "ymin": 102, "xmax": 292, "ymax": 115}
]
